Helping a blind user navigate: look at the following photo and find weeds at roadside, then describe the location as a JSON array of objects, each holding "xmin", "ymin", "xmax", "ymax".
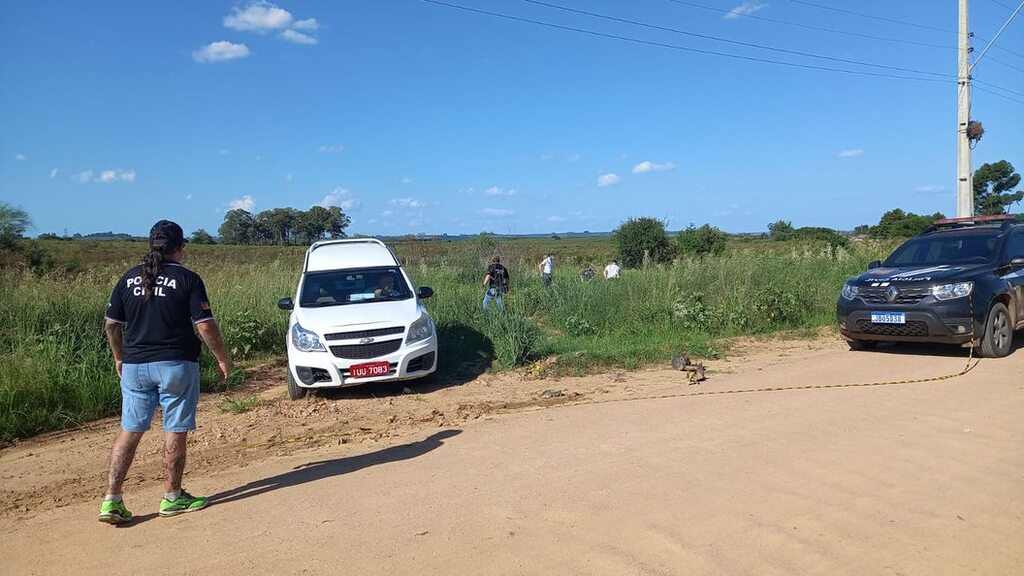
[{"xmin": 219, "ymin": 396, "xmax": 264, "ymax": 414}]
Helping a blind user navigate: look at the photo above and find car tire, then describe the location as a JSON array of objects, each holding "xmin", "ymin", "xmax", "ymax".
[
  {"xmin": 979, "ymin": 302, "xmax": 1013, "ymax": 358},
  {"xmin": 287, "ymin": 368, "xmax": 307, "ymax": 400},
  {"xmin": 847, "ymin": 338, "xmax": 878, "ymax": 351}
]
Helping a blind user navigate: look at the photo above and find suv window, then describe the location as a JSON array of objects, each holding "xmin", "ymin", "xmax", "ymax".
[
  {"xmin": 883, "ymin": 231, "xmax": 1001, "ymax": 267},
  {"xmin": 300, "ymin": 267, "xmax": 412, "ymax": 307},
  {"xmin": 1005, "ymin": 230, "xmax": 1024, "ymax": 260}
]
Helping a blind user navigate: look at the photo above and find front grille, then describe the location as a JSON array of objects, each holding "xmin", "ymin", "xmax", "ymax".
[
  {"xmin": 329, "ymin": 339, "xmax": 403, "ymax": 359},
  {"xmin": 856, "ymin": 319, "xmax": 929, "ymax": 337},
  {"xmin": 324, "ymin": 326, "xmax": 404, "ymax": 341},
  {"xmin": 859, "ymin": 286, "xmax": 931, "ymax": 305}
]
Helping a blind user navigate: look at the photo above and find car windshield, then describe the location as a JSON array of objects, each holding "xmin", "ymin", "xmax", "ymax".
[
  {"xmin": 883, "ymin": 231, "xmax": 1000, "ymax": 267},
  {"xmin": 300, "ymin": 267, "xmax": 412, "ymax": 307}
]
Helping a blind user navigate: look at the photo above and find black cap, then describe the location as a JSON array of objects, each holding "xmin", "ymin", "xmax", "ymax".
[{"xmin": 149, "ymin": 220, "xmax": 187, "ymax": 249}]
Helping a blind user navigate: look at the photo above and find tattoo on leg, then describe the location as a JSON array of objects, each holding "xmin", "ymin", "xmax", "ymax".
[
  {"xmin": 107, "ymin": 433, "xmax": 141, "ymax": 494},
  {"xmin": 163, "ymin": 434, "xmax": 187, "ymax": 492}
]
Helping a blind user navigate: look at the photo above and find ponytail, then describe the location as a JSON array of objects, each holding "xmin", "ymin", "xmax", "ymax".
[{"xmin": 141, "ymin": 249, "xmax": 165, "ymax": 300}]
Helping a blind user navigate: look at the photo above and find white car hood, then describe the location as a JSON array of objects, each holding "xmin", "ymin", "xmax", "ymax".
[{"xmin": 293, "ymin": 299, "xmax": 422, "ymax": 333}]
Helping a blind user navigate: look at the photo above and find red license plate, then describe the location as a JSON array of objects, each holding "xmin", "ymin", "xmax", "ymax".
[{"xmin": 350, "ymin": 361, "xmax": 391, "ymax": 378}]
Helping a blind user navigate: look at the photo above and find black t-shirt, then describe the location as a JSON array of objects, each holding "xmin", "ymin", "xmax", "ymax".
[
  {"xmin": 487, "ymin": 264, "xmax": 510, "ymax": 289},
  {"xmin": 105, "ymin": 262, "xmax": 215, "ymax": 363}
]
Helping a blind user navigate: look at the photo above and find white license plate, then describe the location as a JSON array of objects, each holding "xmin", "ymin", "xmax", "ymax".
[{"xmin": 871, "ymin": 312, "xmax": 906, "ymax": 324}]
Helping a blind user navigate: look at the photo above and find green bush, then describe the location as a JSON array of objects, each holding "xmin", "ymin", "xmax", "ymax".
[
  {"xmin": 675, "ymin": 224, "xmax": 728, "ymax": 258},
  {"xmin": 614, "ymin": 217, "xmax": 673, "ymax": 267}
]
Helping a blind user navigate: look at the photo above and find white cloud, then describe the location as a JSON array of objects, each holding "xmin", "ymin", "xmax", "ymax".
[
  {"xmin": 597, "ymin": 173, "xmax": 622, "ymax": 187},
  {"xmin": 390, "ymin": 197, "xmax": 424, "ymax": 209},
  {"xmin": 837, "ymin": 149, "xmax": 864, "ymax": 158},
  {"xmin": 382, "ymin": 210, "xmax": 394, "ymax": 217},
  {"xmin": 321, "ymin": 187, "xmax": 358, "ymax": 210},
  {"xmin": 224, "ymin": 1, "xmax": 293, "ymax": 31},
  {"xmin": 539, "ymin": 154, "xmax": 555, "ymax": 161},
  {"xmin": 566, "ymin": 154, "xmax": 582, "ymax": 162},
  {"xmin": 280, "ymin": 29, "xmax": 318, "ymax": 45},
  {"xmin": 186, "ymin": 194, "xmax": 193, "ymax": 201},
  {"xmin": 725, "ymin": 1, "xmax": 767, "ymax": 20},
  {"xmin": 484, "ymin": 186, "xmax": 516, "ymax": 196},
  {"xmin": 318, "ymin": 145, "xmax": 345, "ymax": 153},
  {"xmin": 73, "ymin": 168, "xmax": 135, "ymax": 183},
  {"xmin": 400, "ymin": 177, "xmax": 412, "ymax": 185},
  {"xmin": 481, "ymin": 208, "xmax": 515, "ymax": 217},
  {"xmin": 14, "ymin": 154, "xmax": 25, "ymax": 161},
  {"xmin": 97, "ymin": 169, "xmax": 136, "ymax": 183},
  {"xmin": 217, "ymin": 149, "xmax": 229, "ymax": 155},
  {"xmin": 193, "ymin": 41, "xmax": 250, "ymax": 63},
  {"xmin": 293, "ymin": 18, "xmax": 319, "ymax": 31},
  {"xmin": 229, "ymin": 195, "xmax": 255, "ymax": 211},
  {"xmin": 547, "ymin": 215, "xmax": 568, "ymax": 223},
  {"xmin": 632, "ymin": 160, "xmax": 676, "ymax": 174},
  {"xmin": 50, "ymin": 168, "xmax": 59, "ymax": 179},
  {"xmin": 914, "ymin": 185, "xmax": 949, "ymax": 194}
]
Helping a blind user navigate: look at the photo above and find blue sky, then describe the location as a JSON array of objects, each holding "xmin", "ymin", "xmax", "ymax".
[{"xmin": 1, "ymin": 1, "xmax": 1022, "ymax": 237}]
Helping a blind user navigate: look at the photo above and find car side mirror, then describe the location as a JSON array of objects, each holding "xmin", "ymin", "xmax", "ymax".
[
  {"xmin": 417, "ymin": 286, "xmax": 434, "ymax": 300},
  {"xmin": 867, "ymin": 260, "xmax": 882, "ymax": 270},
  {"xmin": 1010, "ymin": 257, "xmax": 1024, "ymax": 268},
  {"xmin": 277, "ymin": 297, "xmax": 294, "ymax": 310}
]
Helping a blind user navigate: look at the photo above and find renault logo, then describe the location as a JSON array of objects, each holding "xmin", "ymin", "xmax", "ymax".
[
  {"xmin": 885, "ymin": 286, "xmax": 900, "ymax": 303},
  {"xmin": 359, "ymin": 337, "xmax": 375, "ymax": 344}
]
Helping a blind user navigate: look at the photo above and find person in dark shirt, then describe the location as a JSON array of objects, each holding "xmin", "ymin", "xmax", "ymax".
[
  {"xmin": 98, "ymin": 220, "xmax": 231, "ymax": 524},
  {"xmin": 483, "ymin": 256, "xmax": 510, "ymax": 312}
]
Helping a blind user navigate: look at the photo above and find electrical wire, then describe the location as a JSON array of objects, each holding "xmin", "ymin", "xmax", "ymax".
[
  {"xmin": 665, "ymin": 0, "xmax": 955, "ymax": 50},
  {"xmin": 420, "ymin": 1, "xmax": 951, "ymax": 84},
  {"xmin": 787, "ymin": 0, "xmax": 954, "ymax": 34},
  {"xmin": 520, "ymin": 0, "xmax": 953, "ymax": 78},
  {"xmin": 973, "ymin": 84, "xmax": 1024, "ymax": 105},
  {"xmin": 972, "ymin": 0, "xmax": 1024, "ymax": 70},
  {"xmin": 974, "ymin": 78, "xmax": 1024, "ymax": 98}
]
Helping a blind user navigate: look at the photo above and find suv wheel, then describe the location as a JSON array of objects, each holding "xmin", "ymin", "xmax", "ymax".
[
  {"xmin": 979, "ymin": 302, "xmax": 1013, "ymax": 358},
  {"xmin": 847, "ymin": 338, "xmax": 878, "ymax": 351},
  {"xmin": 287, "ymin": 368, "xmax": 307, "ymax": 400}
]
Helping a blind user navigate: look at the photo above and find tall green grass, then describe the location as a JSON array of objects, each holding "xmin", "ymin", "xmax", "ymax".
[{"xmin": 0, "ymin": 238, "xmax": 896, "ymax": 441}]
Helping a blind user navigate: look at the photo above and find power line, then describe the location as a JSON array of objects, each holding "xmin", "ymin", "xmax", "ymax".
[
  {"xmin": 787, "ymin": 0, "xmax": 954, "ymax": 34},
  {"xmin": 665, "ymin": 0, "xmax": 955, "ymax": 50},
  {"xmin": 972, "ymin": 0, "xmax": 1024, "ymax": 70},
  {"xmin": 973, "ymin": 84, "xmax": 1024, "ymax": 105},
  {"xmin": 985, "ymin": 0, "xmax": 1016, "ymax": 11},
  {"xmin": 974, "ymin": 78, "xmax": 1024, "ymax": 98},
  {"xmin": 420, "ymin": 0, "xmax": 952, "ymax": 84},
  {"xmin": 987, "ymin": 55, "xmax": 1024, "ymax": 74},
  {"xmin": 519, "ymin": 0, "xmax": 952, "ymax": 78}
]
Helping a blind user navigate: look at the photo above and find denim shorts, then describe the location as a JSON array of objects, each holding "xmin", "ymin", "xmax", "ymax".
[{"xmin": 120, "ymin": 361, "xmax": 200, "ymax": 432}]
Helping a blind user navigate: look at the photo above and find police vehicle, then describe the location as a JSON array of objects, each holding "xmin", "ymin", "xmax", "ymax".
[
  {"xmin": 277, "ymin": 238, "xmax": 438, "ymax": 399},
  {"xmin": 837, "ymin": 215, "xmax": 1024, "ymax": 357}
]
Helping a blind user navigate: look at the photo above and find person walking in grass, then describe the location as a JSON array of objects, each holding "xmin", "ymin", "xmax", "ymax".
[
  {"xmin": 482, "ymin": 256, "xmax": 510, "ymax": 312},
  {"xmin": 538, "ymin": 252, "xmax": 554, "ymax": 288},
  {"xmin": 99, "ymin": 220, "xmax": 231, "ymax": 524},
  {"xmin": 604, "ymin": 259, "xmax": 621, "ymax": 279}
]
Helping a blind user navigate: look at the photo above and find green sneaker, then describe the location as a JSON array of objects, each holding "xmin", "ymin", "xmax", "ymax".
[
  {"xmin": 159, "ymin": 489, "xmax": 209, "ymax": 517},
  {"xmin": 98, "ymin": 499, "xmax": 132, "ymax": 524}
]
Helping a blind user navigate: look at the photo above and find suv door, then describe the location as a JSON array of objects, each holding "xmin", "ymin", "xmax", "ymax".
[{"xmin": 1004, "ymin": 229, "xmax": 1024, "ymax": 326}]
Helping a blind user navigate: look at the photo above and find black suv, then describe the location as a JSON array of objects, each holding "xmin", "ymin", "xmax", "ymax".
[{"xmin": 837, "ymin": 215, "xmax": 1024, "ymax": 357}]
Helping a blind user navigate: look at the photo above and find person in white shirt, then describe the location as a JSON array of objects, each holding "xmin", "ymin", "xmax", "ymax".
[
  {"xmin": 538, "ymin": 253, "xmax": 554, "ymax": 288},
  {"xmin": 604, "ymin": 260, "xmax": 621, "ymax": 279}
]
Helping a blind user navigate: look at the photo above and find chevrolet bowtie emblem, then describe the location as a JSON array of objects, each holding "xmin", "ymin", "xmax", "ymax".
[{"xmin": 359, "ymin": 337, "xmax": 375, "ymax": 344}]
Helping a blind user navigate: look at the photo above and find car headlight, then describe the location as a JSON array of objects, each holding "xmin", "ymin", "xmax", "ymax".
[
  {"xmin": 291, "ymin": 322, "xmax": 326, "ymax": 352},
  {"xmin": 840, "ymin": 283, "xmax": 859, "ymax": 300},
  {"xmin": 931, "ymin": 281, "xmax": 973, "ymax": 301},
  {"xmin": 406, "ymin": 313, "xmax": 434, "ymax": 345}
]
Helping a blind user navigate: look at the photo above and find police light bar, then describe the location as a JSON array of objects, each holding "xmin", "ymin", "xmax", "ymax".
[{"xmin": 933, "ymin": 214, "xmax": 1015, "ymax": 226}]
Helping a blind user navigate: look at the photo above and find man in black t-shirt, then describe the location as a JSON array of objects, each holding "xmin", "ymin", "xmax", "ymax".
[
  {"xmin": 482, "ymin": 256, "xmax": 510, "ymax": 312},
  {"xmin": 98, "ymin": 220, "xmax": 231, "ymax": 525}
]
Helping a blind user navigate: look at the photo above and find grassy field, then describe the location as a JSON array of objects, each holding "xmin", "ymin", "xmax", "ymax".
[{"xmin": 0, "ymin": 235, "xmax": 897, "ymax": 442}]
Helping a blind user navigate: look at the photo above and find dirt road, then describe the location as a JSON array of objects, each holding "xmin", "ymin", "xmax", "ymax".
[{"xmin": 2, "ymin": 334, "xmax": 1022, "ymax": 575}]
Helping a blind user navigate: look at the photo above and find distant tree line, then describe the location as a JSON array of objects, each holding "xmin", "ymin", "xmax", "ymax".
[{"xmin": 215, "ymin": 206, "xmax": 350, "ymax": 245}]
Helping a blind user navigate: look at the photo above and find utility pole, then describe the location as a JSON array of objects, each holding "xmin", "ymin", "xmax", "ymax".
[{"xmin": 956, "ymin": 0, "xmax": 974, "ymax": 217}]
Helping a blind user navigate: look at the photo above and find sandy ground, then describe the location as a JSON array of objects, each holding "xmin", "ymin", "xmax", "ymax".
[{"xmin": 1, "ymin": 333, "xmax": 1022, "ymax": 575}]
